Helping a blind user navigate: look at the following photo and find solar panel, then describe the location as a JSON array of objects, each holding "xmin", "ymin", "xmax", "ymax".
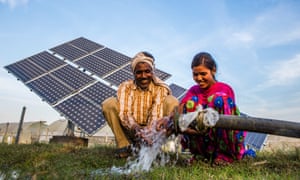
[
  {"xmin": 122, "ymin": 64, "xmax": 132, "ymax": 72},
  {"xmin": 75, "ymin": 55, "xmax": 118, "ymax": 77},
  {"xmin": 104, "ymin": 69, "xmax": 133, "ymax": 86},
  {"xmin": 69, "ymin": 37, "xmax": 104, "ymax": 53},
  {"xmin": 54, "ymin": 94, "xmax": 105, "ymax": 135},
  {"xmin": 93, "ymin": 48, "xmax": 131, "ymax": 67},
  {"xmin": 245, "ymin": 132, "xmax": 268, "ymax": 150},
  {"xmin": 4, "ymin": 58, "xmax": 46, "ymax": 83},
  {"xmin": 154, "ymin": 68, "xmax": 171, "ymax": 81},
  {"xmin": 26, "ymin": 75, "xmax": 73, "ymax": 105},
  {"xmin": 51, "ymin": 65, "xmax": 95, "ymax": 90},
  {"xmin": 28, "ymin": 51, "xmax": 66, "ymax": 71},
  {"xmin": 50, "ymin": 43, "xmax": 87, "ymax": 61},
  {"xmin": 80, "ymin": 82, "xmax": 116, "ymax": 105},
  {"xmin": 169, "ymin": 83, "xmax": 186, "ymax": 99}
]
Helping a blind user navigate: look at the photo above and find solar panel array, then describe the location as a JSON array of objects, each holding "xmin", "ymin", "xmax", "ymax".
[{"xmin": 4, "ymin": 37, "xmax": 172, "ymax": 135}]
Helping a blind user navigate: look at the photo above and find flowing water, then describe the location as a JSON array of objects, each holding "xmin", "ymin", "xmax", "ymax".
[
  {"xmin": 91, "ymin": 118, "xmax": 177, "ymax": 177},
  {"xmin": 92, "ymin": 108, "xmax": 218, "ymax": 177}
]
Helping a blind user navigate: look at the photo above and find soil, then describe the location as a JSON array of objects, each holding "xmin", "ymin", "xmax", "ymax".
[{"xmin": 263, "ymin": 135, "xmax": 300, "ymax": 151}]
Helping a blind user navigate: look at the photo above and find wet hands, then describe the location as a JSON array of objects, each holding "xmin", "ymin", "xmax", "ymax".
[
  {"xmin": 133, "ymin": 117, "xmax": 173, "ymax": 146},
  {"xmin": 133, "ymin": 125, "xmax": 154, "ymax": 145},
  {"xmin": 156, "ymin": 116, "xmax": 175, "ymax": 136}
]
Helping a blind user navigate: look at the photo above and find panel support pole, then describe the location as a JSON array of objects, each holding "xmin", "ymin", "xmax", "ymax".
[{"xmin": 15, "ymin": 106, "xmax": 26, "ymax": 144}]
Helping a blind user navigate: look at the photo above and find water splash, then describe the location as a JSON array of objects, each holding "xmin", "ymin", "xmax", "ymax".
[
  {"xmin": 91, "ymin": 117, "xmax": 175, "ymax": 176},
  {"xmin": 125, "ymin": 127, "xmax": 169, "ymax": 173},
  {"xmin": 100, "ymin": 107, "xmax": 219, "ymax": 176}
]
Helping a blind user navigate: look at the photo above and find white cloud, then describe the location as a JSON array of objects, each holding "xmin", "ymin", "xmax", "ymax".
[
  {"xmin": 231, "ymin": 32, "xmax": 254, "ymax": 43},
  {"xmin": 240, "ymin": 90, "xmax": 300, "ymax": 122},
  {"xmin": 251, "ymin": 3, "xmax": 300, "ymax": 47},
  {"xmin": 0, "ymin": 0, "xmax": 28, "ymax": 8},
  {"xmin": 222, "ymin": 3, "xmax": 300, "ymax": 49},
  {"xmin": 266, "ymin": 54, "xmax": 300, "ymax": 86}
]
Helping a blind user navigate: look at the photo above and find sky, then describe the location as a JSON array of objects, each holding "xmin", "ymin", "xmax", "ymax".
[{"xmin": 0, "ymin": 0, "xmax": 300, "ymax": 125}]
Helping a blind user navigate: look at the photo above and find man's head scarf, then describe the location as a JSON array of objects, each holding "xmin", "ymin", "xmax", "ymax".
[
  {"xmin": 131, "ymin": 52, "xmax": 155, "ymax": 72},
  {"xmin": 131, "ymin": 52, "xmax": 171, "ymax": 94}
]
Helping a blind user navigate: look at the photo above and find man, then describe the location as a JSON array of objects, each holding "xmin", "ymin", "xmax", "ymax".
[{"xmin": 101, "ymin": 51, "xmax": 178, "ymax": 158}]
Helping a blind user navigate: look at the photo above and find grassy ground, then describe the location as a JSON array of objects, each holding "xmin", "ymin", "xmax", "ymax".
[{"xmin": 0, "ymin": 143, "xmax": 299, "ymax": 179}]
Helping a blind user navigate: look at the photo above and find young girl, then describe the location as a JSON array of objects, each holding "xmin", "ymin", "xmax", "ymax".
[{"xmin": 179, "ymin": 52, "xmax": 246, "ymax": 166}]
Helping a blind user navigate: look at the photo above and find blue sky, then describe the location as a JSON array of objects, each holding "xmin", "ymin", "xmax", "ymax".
[{"xmin": 1, "ymin": 0, "xmax": 300, "ymax": 124}]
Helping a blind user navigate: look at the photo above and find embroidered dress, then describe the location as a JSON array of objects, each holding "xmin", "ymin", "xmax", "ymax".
[{"xmin": 180, "ymin": 82, "xmax": 246, "ymax": 163}]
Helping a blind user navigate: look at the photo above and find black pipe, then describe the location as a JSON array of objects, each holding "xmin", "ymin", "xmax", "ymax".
[{"xmin": 216, "ymin": 115, "xmax": 300, "ymax": 138}]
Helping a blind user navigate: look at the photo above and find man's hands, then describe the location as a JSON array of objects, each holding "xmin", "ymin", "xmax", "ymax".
[
  {"xmin": 134, "ymin": 126, "xmax": 154, "ymax": 145},
  {"xmin": 155, "ymin": 116, "xmax": 174, "ymax": 136},
  {"xmin": 133, "ymin": 117, "xmax": 174, "ymax": 145},
  {"xmin": 126, "ymin": 112, "xmax": 179, "ymax": 146}
]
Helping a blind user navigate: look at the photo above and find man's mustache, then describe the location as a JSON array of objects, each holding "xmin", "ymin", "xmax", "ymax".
[{"xmin": 137, "ymin": 78, "xmax": 150, "ymax": 81}]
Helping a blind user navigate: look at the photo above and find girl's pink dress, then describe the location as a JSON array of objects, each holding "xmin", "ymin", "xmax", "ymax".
[{"xmin": 180, "ymin": 82, "xmax": 246, "ymax": 163}]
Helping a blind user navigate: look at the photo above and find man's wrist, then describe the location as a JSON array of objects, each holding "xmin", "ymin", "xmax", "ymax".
[{"xmin": 131, "ymin": 123, "xmax": 140, "ymax": 132}]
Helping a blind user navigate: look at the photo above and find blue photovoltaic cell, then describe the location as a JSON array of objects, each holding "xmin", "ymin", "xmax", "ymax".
[
  {"xmin": 50, "ymin": 43, "xmax": 87, "ymax": 61},
  {"xmin": 122, "ymin": 64, "xmax": 132, "ymax": 72},
  {"xmin": 4, "ymin": 58, "xmax": 46, "ymax": 82},
  {"xmin": 28, "ymin": 51, "xmax": 66, "ymax": 71},
  {"xmin": 93, "ymin": 48, "xmax": 131, "ymax": 67},
  {"xmin": 104, "ymin": 69, "xmax": 133, "ymax": 86},
  {"xmin": 75, "ymin": 55, "xmax": 118, "ymax": 77},
  {"xmin": 26, "ymin": 75, "xmax": 73, "ymax": 105},
  {"xmin": 51, "ymin": 65, "xmax": 95, "ymax": 90},
  {"xmin": 245, "ymin": 132, "xmax": 268, "ymax": 150},
  {"xmin": 155, "ymin": 68, "xmax": 171, "ymax": 81},
  {"xmin": 80, "ymin": 82, "xmax": 116, "ymax": 105},
  {"xmin": 69, "ymin": 37, "xmax": 104, "ymax": 53},
  {"xmin": 169, "ymin": 83, "xmax": 186, "ymax": 99},
  {"xmin": 54, "ymin": 94, "xmax": 105, "ymax": 135}
]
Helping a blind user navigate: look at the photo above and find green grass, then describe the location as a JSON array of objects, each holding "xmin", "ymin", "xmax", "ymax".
[{"xmin": 0, "ymin": 143, "xmax": 299, "ymax": 179}]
